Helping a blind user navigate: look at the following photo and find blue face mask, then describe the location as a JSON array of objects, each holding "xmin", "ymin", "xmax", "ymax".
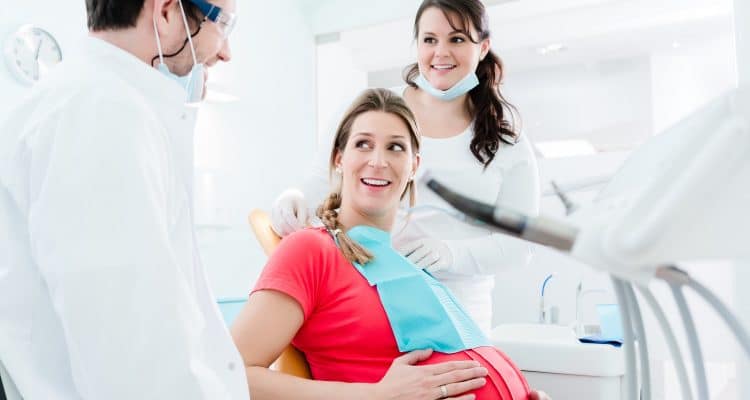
[
  {"xmin": 344, "ymin": 225, "xmax": 489, "ymax": 353},
  {"xmin": 414, "ymin": 71, "xmax": 479, "ymax": 102},
  {"xmin": 153, "ymin": 0, "xmax": 205, "ymax": 104}
]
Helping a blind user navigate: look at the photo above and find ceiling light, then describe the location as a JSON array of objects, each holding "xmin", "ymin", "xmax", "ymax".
[{"xmin": 537, "ymin": 43, "xmax": 567, "ymax": 55}]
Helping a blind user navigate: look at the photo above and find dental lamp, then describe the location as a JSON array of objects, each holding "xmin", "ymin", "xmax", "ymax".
[{"xmin": 424, "ymin": 86, "xmax": 750, "ymax": 400}]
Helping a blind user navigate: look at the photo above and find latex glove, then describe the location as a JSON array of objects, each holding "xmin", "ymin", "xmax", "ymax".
[
  {"xmin": 397, "ymin": 238, "xmax": 453, "ymax": 273},
  {"xmin": 270, "ymin": 188, "xmax": 310, "ymax": 237}
]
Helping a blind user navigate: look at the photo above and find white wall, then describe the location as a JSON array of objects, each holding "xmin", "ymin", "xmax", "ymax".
[
  {"xmin": 505, "ymin": 58, "xmax": 654, "ymax": 150},
  {"xmin": 301, "ymin": 0, "xmax": 422, "ymax": 36},
  {"xmin": 315, "ymin": 37, "xmax": 368, "ymax": 145},
  {"xmin": 650, "ymin": 34, "xmax": 738, "ymax": 134},
  {"xmin": 190, "ymin": 0, "xmax": 317, "ymax": 298}
]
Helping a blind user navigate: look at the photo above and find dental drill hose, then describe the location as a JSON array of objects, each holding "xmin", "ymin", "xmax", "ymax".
[
  {"xmin": 670, "ymin": 283, "xmax": 710, "ymax": 400},
  {"xmin": 638, "ymin": 286, "xmax": 694, "ymax": 400},
  {"xmin": 624, "ymin": 283, "xmax": 652, "ymax": 400},
  {"xmin": 612, "ymin": 278, "xmax": 640, "ymax": 400},
  {"xmin": 425, "ymin": 178, "xmax": 578, "ymax": 251}
]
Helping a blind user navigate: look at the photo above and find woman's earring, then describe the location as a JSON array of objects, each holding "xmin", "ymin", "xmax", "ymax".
[{"xmin": 335, "ymin": 166, "xmax": 342, "ymax": 174}]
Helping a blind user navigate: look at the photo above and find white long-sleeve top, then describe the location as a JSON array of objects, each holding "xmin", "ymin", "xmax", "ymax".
[
  {"xmin": 298, "ymin": 87, "xmax": 541, "ymax": 332},
  {"xmin": 0, "ymin": 37, "xmax": 249, "ymax": 399}
]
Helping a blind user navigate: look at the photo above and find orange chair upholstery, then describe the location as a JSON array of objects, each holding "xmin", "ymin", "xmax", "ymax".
[{"xmin": 248, "ymin": 209, "xmax": 313, "ymax": 379}]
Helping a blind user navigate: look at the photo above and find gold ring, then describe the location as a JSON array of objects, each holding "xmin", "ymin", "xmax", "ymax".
[{"xmin": 440, "ymin": 384, "xmax": 448, "ymax": 398}]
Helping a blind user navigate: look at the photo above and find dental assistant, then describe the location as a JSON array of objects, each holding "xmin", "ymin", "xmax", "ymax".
[
  {"xmin": 0, "ymin": 1, "xmax": 248, "ymax": 399},
  {"xmin": 271, "ymin": 0, "xmax": 540, "ymax": 333}
]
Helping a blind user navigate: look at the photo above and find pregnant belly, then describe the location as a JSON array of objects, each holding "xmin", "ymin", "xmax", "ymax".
[{"xmin": 418, "ymin": 347, "xmax": 530, "ymax": 400}]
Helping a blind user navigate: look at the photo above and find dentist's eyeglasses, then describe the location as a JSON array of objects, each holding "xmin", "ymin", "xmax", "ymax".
[{"xmin": 187, "ymin": 0, "xmax": 237, "ymax": 39}]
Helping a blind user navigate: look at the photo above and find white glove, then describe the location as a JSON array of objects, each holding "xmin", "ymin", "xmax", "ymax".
[
  {"xmin": 270, "ymin": 189, "xmax": 310, "ymax": 237},
  {"xmin": 396, "ymin": 238, "xmax": 453, "ymax": 273}
]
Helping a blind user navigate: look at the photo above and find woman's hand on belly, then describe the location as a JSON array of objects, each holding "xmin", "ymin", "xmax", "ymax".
[{"xmin": 371, "ymin": 349, "xmax": 488, "ymax": 400}]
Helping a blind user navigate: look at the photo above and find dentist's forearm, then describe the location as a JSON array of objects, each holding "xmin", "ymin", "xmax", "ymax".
[{"xmin": 245, "ymin": 366, "xmax": 376, "ymax": 400}]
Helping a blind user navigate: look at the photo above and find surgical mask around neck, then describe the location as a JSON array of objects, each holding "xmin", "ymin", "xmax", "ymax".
[
  {"xmin": 153, "ymin": 0, "xmax": 205, "ymax": 104},
  {"xmin": 414, "ymin": 71, "xmax": 479, "ymax": 102},
  {"xmin": 156, "ymin": 63, "xmax": 205, "ymax": 104}
]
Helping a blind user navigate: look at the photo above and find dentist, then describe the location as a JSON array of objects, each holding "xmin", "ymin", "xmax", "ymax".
[
  {"xmin": 271, "ymin": 0, "xmax": 540, "ymax": 334},
  {"xmin": 0, "ymin": 1, "xmax": 247, "ymax": 399}
]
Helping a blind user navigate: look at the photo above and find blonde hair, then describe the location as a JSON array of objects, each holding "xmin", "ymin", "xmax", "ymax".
[{"xmin": 316, "ymin": 88, "xmax": 421, "ymax": 265}]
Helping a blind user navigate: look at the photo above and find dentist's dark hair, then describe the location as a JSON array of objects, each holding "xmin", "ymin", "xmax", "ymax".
[
  {"xmin": 86, "ymin": 0, "xmax": 201, "ymax": 31},
  {"xmin": 403, "ymin": 0, "xmax": 520, "ymax": 168},
  {"xmin": 317, "ymin": 88, "xmax": 421, "ymax": 266}
]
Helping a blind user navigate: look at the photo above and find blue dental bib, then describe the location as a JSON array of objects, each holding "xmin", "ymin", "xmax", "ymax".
[{"xmin": 345, "ymin": 226, "xmax": 489, "ymax": 353}]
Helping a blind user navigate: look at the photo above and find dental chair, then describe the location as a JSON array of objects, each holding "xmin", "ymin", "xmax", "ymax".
[{"xmin": 247, "ymin": 209, "xmax": 313, "ymax": 379}]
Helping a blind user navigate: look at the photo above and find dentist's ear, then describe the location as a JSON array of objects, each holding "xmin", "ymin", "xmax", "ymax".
[{"xmin": 152, "ymin": 0, "xmax": 181, "ymax": 39}]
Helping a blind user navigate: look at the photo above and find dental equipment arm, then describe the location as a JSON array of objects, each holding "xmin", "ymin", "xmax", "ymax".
[{"xmin": 424, "ymin": 176, "xmax": 578, "ymax": 253}]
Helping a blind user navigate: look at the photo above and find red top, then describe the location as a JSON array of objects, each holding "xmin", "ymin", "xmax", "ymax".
[
  {"xmin": 252, "ymin": 228, "xmax": 530, "ymax": 398},
  {"xmin": 253, "ymin": 228, "xmax": 400, "ymax": 382}
]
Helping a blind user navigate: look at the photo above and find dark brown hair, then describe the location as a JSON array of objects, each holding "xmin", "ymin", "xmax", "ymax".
[
  {"xmin": 317, "ymin": 89, "xmax": 421, "ymax": 265},
  {"xmin": 404, "ymin": 0, "xmax": 520, "ymax": 168},
  {"xmin": 86, "ymin": 0, "xmax": 201, "ymax": 31}
]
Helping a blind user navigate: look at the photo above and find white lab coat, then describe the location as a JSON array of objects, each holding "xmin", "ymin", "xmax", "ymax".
[
  {"xmin": 0, "ymin": 37, "xmax": 249, "ymax": 399},
  {"xmin": 298, "ymin": 86, "xmax": 540, "ymax": 333}
]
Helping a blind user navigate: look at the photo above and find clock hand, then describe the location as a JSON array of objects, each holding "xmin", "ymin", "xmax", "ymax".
[
  {"xmin": 33, "ymin": 39, "xmax": 43, "ymax": 80},
  {"xmin": 34, "ymin": 39, "xmax": 42, "ymax": 61}
]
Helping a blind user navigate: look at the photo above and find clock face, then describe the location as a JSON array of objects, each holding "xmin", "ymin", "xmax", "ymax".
[{"xmin": 3, "ymin": 25, "xmax": 63, "ymax": 85}]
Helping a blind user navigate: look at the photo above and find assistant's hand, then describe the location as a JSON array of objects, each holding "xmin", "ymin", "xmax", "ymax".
[
  {"xmin": 270, "ymin": 189, "xmax": 310, "ymax": 237},
  {"xmin": 396, "ymin": 238, "xmax": 453, "ymax": 273},
  {"xmin": 529, "ymin": 389, "xmax": 551, "ymax": 400},
  {"xmin": 372, "ymin": 349, "xmax": 487, "ymax": 400}
]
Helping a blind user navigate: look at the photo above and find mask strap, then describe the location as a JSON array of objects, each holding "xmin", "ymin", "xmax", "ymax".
[
  {"xmin": 152, "ymin": 16, "xmax": 165, "ymax": 65},
  {"xmin": 177, "ymin": 0, "xmax": 199, "ymax": 65}
]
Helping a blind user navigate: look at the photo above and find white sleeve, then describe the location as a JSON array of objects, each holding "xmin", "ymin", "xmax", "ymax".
[
  {"xmin": 29, "ymin": 97, "xmax": 237, "ymax": 399},
  {"xmin": 445, "ymin": 136, "xmax": 541, "ymax": 275}
]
